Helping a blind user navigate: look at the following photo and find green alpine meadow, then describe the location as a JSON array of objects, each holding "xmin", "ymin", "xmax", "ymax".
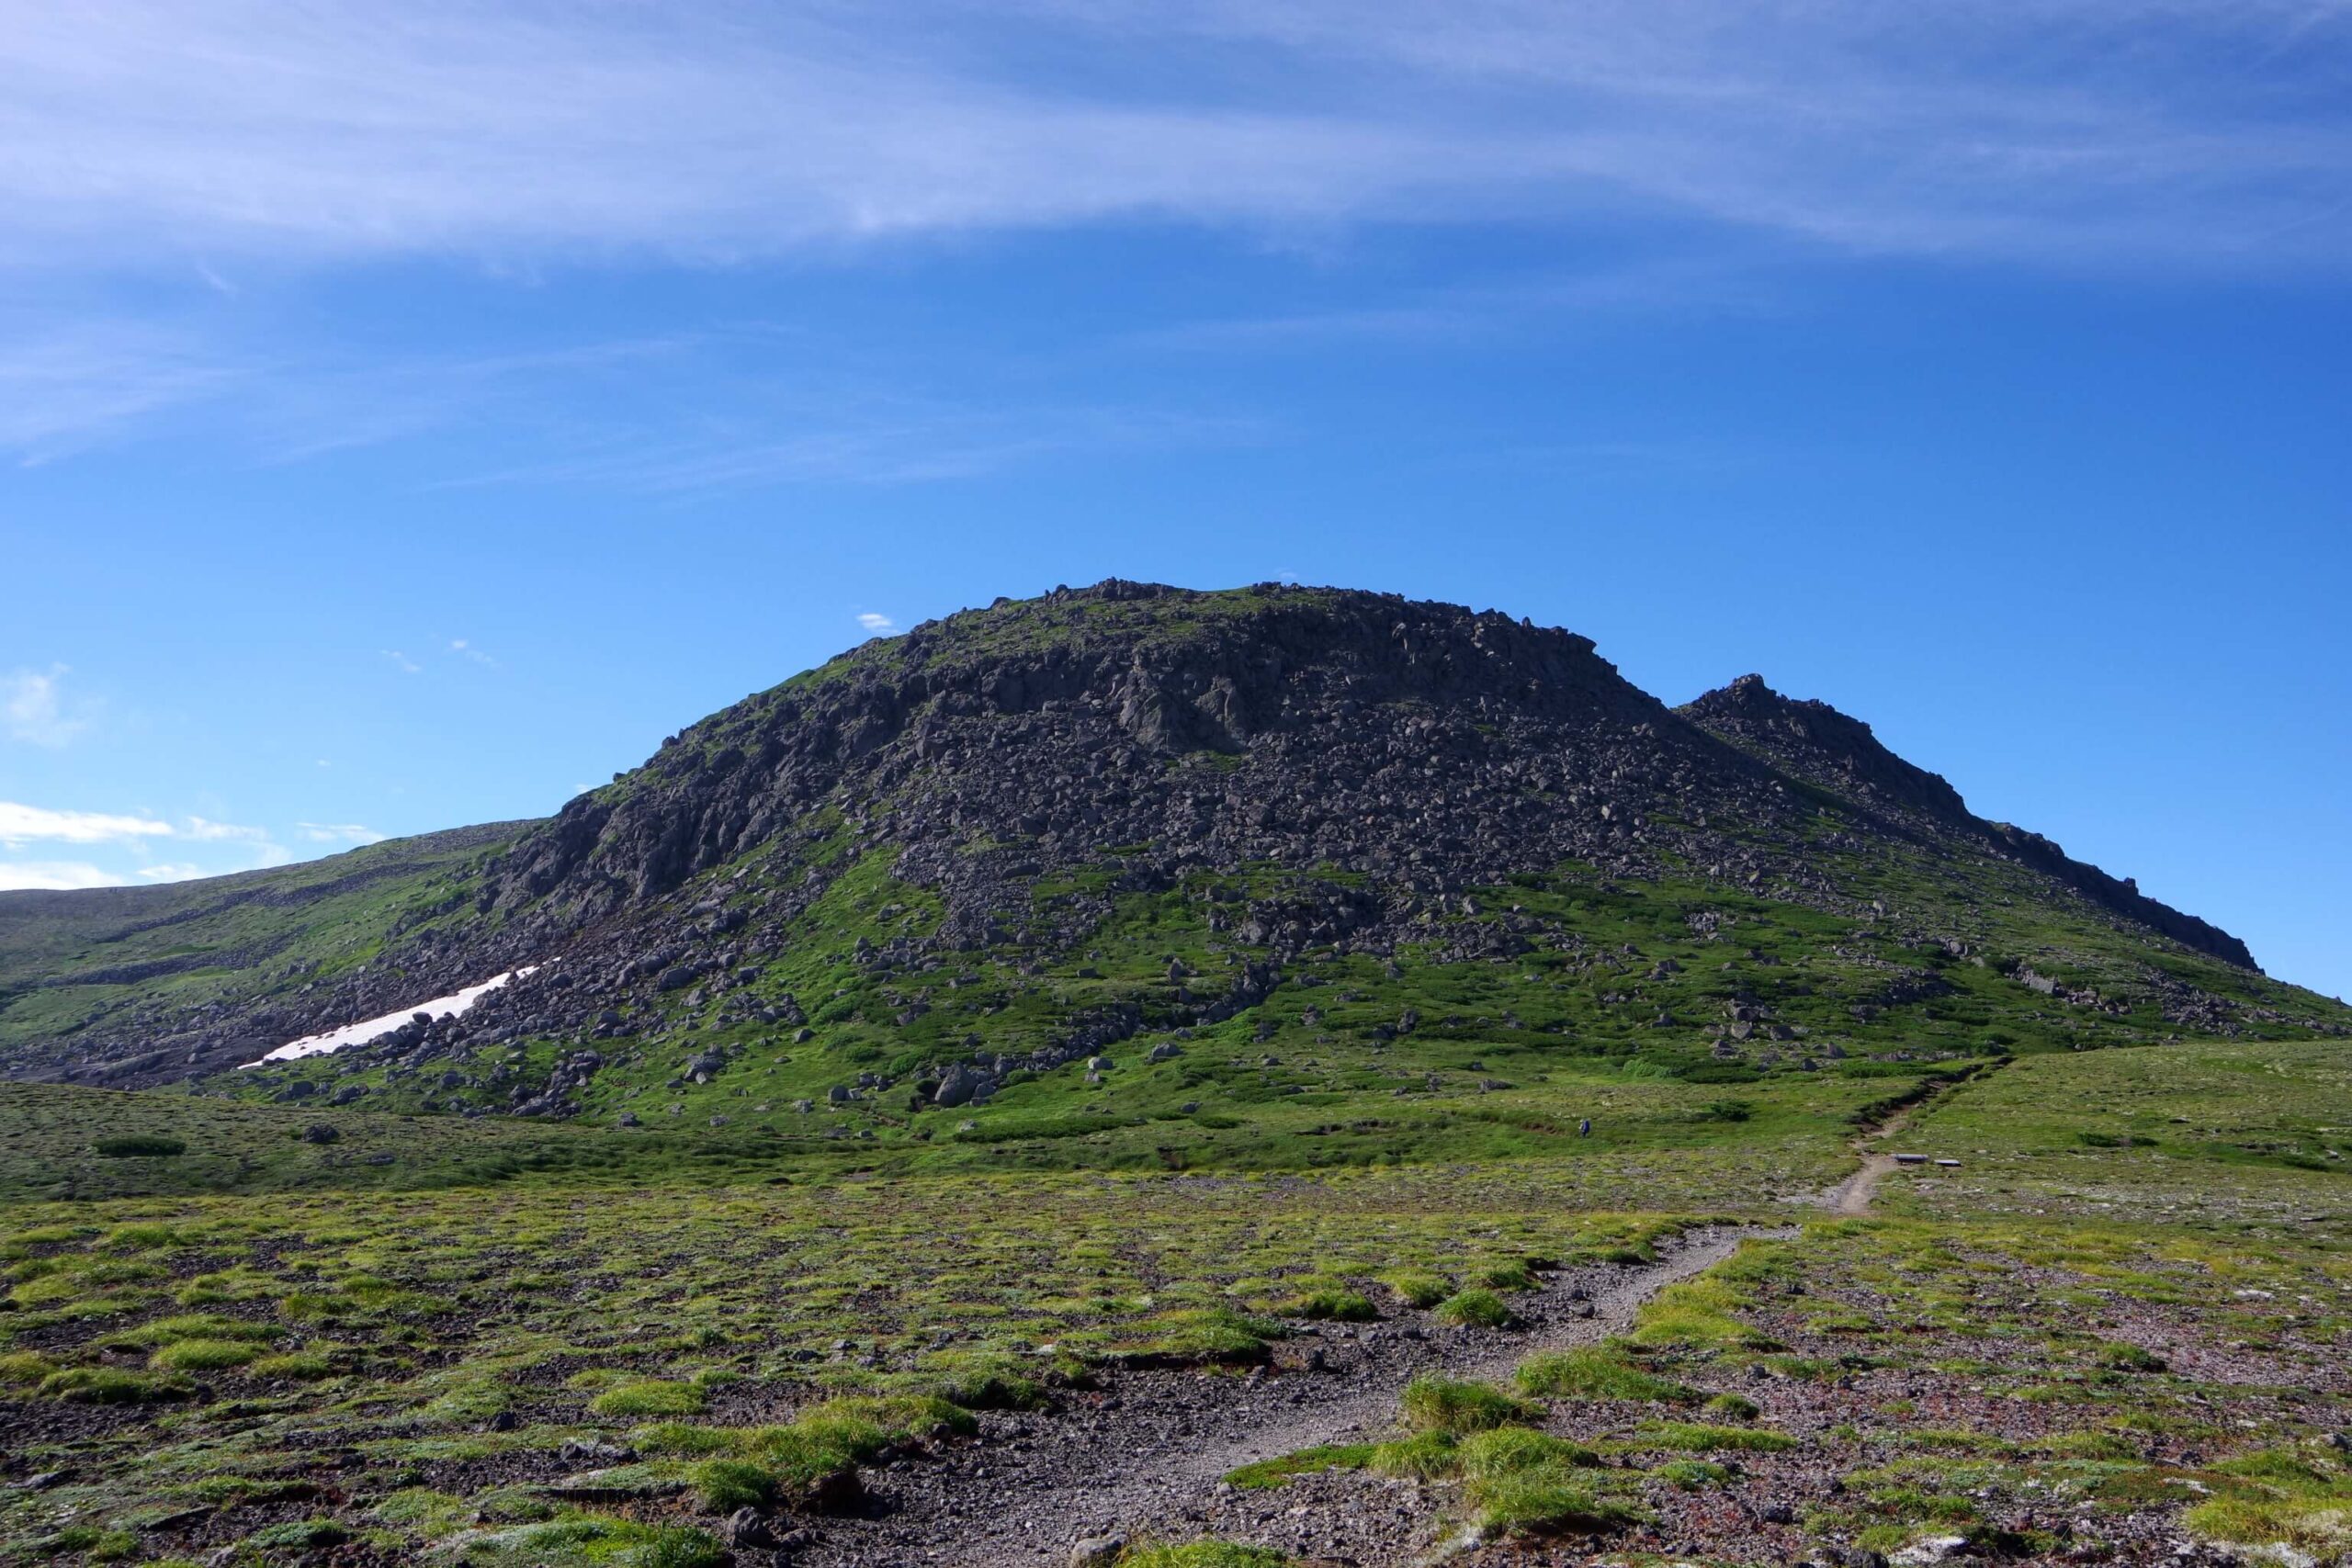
[{"xmin": 4, "ymin": 584, "xmax": 2346, "ymax": 1568}]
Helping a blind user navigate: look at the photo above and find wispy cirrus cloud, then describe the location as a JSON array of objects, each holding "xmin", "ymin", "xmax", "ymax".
[
  {"xmin": 0, "ymin": 1, "xmax": 2345, "ymax": 274},
  {"xmin": 0, "ymin": 315, "xmax": 1255, "ymax": 488},
  {"xmin": 441, "ymin": 400, "xmax": 1262, "ymax": 495},
  {"xmin": 856, "ymin": 612, "xmax": 898, "ymax": 634},
  {"xmin": 0, "ymin": 325, "xmax": 243, "ymax": 460}
]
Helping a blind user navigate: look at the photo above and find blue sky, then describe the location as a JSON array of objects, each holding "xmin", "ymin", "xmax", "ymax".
[{"xmin": 2, "ymin": 2, "xmax": 2346, "ymax": 998}]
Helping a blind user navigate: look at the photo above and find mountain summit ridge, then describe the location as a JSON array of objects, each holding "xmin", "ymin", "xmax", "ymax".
[
  {"xmin": 1, "ymin": 579, "xmax": 2324, "ymax": 1103},
  {"xmin": 1676, "ymin": 670, "xmax": 2252, "ymax": 968}
]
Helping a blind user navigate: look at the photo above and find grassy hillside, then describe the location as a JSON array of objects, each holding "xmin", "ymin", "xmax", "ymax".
[
  {"xmin": 0, "ymin": 823, "xmax": 529, "ymax": 1071},
  {"xmin": 218, "ymin": 834, "xmax": 2347, "ymax": 1169}
]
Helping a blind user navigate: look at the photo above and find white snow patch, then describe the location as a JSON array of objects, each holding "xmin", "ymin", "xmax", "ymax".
[{"xmin": 245, "ymin": 966, "xmax": 540, "ymax": 1066}]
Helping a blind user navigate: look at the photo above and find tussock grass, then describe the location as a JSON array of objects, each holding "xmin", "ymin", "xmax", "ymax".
[
  {"xmin": 1514, "ymin": 1343, "xmax": 1691, "ymax": 1403},
  {"xmin": 1634, "ymin": 1420, "xmax": 1796, "ymax": 1452},
  {"xmin": 1399, "ymin": 1375, "xmax": 1538, "ymax": 1435},
  {"xmin": 1434, "ymin": 1288, "xmax": 1514, "ymax": 1328},
  {"xmin": 1223, "ymin": 1443, "xmax": 1376, "ymax": 1491},
  {"xmin": 588, "ymin": 1380, "xmax": 705, "ymax": 1417}
]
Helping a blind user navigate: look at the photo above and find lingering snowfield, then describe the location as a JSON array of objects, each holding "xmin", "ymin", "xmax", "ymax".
[{"xmin": 245, "ymin": 966, "xmax": 538, "ymax": 1066}]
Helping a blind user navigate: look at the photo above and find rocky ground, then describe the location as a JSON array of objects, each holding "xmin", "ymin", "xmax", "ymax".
[{"xmin": 792, "ymin": 1231, "xmax": 1758, "ymax": 1568}]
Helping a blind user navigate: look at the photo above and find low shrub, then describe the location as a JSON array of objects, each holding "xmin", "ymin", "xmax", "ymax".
[
  {"xmin": 1468, "ymin": 1258, "xmax": 1536, "ymax": 1292},
  {"xmin": 39, "ymin": 1367, "xmax": 189, "ymax": 1404},
  {"xmin": 693, "ymin": 1458, "xmax": 775, "ymax": 1511},
  {"xmin": 1468, "ymin": 1471, "xmax": 1644, "ymax": 1536},
  {"xmin": 1435, "ymin": 1289, "xmax": 1515, "ymax": 1328},
  {"xmin": 1653, "ymin": 1459, "xmax": 1732, "ymax": 1489},
  {"xmin": 1380, "ymin": 1270, "xmax": 1449, "ymax": 1309},
  {"xmin": 1289, "ymin": 1287, "xmax": 1377, "ymax": 1323},
  {"xmin": 1515, "ymin": 1344, "xmax": 1691, "ymax": 1403},
  {"xmin": 589, "ymin": 1380, "xmax": 706, "ymax": 1418},
  {"xmin": 1115, "ymin": 1543, "xmax": 1292, "ymax": 1568},
  {"xmin": 1457, "ymin": 1427, "xmax": 1599, "ymax": 1476},
  {"xmin": 1224, "ymin": 1443, "xmax": 1375, "ymax": 1491},
  {"xmin": 151, "ymin": 1337, "xmax": 261, "ymax": 1371},
  {"xmin": 92, "ymin": 1136, "xmax": 185, "ymax": 1158},
  {"xmin": 1399, "ymin": 1375, "xmax": 1537, "ymax": 1435},
  {"xmin": 1369, "ymin": 1430, "xmax": 1459, "ymax": 1479},
  {"xmin": 1635, "ymin": 1420, "xmax": 1797, "ymax": 1453}
]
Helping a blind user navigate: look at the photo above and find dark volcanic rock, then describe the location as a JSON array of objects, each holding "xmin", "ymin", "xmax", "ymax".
[
  {"xmin": 2, "ymin": 581, "xmax": 2281, "ymax": 1090},
  {"xmin": 1679, "ymin": 672, "xmax": 2255, "ymax": 969}
]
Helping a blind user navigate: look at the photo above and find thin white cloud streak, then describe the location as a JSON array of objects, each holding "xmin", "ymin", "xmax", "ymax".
[
  {"xmin": 181, "ymin": 816, "xmax": 274, "ymax": 843},
  {"xmin": 0, "ymin": 801, "xmax": 288, "ymax": 874},
  {"xmin": 1132, "ymin": 256, "xmax": 1783, "ymax": 352},
  {"xmin": 856, "ymin": 613, "xmax": 897, "ymax": 633},
  {"xmin": 0, "ymin": 2, "xmax": 2346, "ymax": 272},
  {"xmin": 0, "ymin": 860, "xmax": 123, "ymax": 890},
  {"xmin": 297, "ymin": 822, "xmax": 385, "ymax": 844},
  {"xmin": 0, "ymin": 801, "xmax": 173, "ymax": 846},
  {"xmin": 0, "ymin": 312, "xmax": 1241, "ymax": 486},
  {"xmin": 437, "ymin": 403, "xmax": 1265, "ymax": 495}
]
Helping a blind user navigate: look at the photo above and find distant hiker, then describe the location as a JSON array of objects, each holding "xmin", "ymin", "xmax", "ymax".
[{"xmin": 1578, "ymin": 1118, "xmax": 1591, "ymax": 1137}]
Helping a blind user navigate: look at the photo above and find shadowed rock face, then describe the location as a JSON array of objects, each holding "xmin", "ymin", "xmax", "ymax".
[
  {"xmin": 2, "ymin": 579, "xmax": 2269, "ymax": 1091},
  {"xmin": 1678, "ymin": 672, "xmax": 2256, "ymax": 972},
  {"xmin": 490, "ymin": 581, "xmax": 1791, "ymax": 939},
  {"xmin": 1679, "ymin": 673, "xmax": 1973, "ymax": 823}
]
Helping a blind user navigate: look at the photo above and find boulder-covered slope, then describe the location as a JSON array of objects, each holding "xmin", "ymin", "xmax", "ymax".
[
  {"xmin": 1677, "ymin": 672, "xmax": 2256, "ymax": 967},
  {"xmin": 2, "ymin": 581, "xmax": 2340, "ymax": 1123}
]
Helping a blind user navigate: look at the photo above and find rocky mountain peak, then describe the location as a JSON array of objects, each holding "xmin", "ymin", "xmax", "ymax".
[
  {"xmin": 1679, "ymin": 673, "xmax": 1972, "ymax": 823},
  {"xmin": 4, "ymin": 580, "xmax": 2293, "ymax": 1097},
  {"xmin": 487, "ymin": 581, "xmax": 1760, "ymax": 933},
  {"xmin": 1679, "ymin": 673, "xmax": 2256, "ymax": 972}
]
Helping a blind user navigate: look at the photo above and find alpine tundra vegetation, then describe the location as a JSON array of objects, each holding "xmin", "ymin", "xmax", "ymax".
[{"xmin": 2, "ymin": 583, "xmax": 2346, "ymax": 1567}]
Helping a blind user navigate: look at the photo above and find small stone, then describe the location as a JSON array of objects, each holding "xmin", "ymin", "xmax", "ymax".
[
  {"xmin": 1892, "ymin": 1540, "xmax": 1970, "ymax": 1566},
  {"xmin": 724, "ymin": 1507, "xmax": 777, "ymax": 1550},
  {"xmin": 1070, "ymin": 1533, "xmax": 1128, "ymax": 1568}
]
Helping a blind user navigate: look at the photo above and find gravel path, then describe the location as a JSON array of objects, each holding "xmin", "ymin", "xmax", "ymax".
[
  {"xmin": 796, "ymin": 1225, "xmax": 1784, "ymax": 1567},
  {"xmin": 1820, "ymin": 1066, "xmax": 2001, "ymax": 1217},
  {"xmin": 802, "ymin": 1094, "xmax": 1986, "ymax": 1564}
]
